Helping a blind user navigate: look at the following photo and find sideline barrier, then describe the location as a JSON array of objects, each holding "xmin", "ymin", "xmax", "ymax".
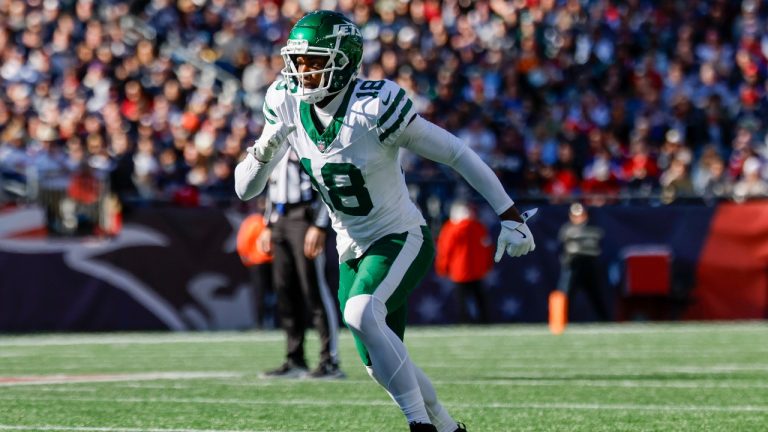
[{"xmin": 0, "ymin": 202, "xmax": 765, "ymax": 331}]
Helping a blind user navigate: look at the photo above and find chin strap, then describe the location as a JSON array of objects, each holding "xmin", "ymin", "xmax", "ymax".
[{"xmin": 303, "ymin": 82, "xmax": 349, "ymax": 107}]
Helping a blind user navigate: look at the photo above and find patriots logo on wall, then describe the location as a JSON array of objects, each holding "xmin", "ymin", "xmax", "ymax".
[{"xmin": 0, "ymin": 206, "xmax": 254, "ymax": 331}]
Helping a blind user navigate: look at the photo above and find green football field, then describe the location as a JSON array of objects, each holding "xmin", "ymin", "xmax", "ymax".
[{"xmin": 1, "ymin": 322, "xmax": 766, "ymax": 432}]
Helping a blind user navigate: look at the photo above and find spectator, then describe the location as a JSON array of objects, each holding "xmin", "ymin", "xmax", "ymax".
[
  {"xmin": 435, "ymin": 200, "xmax": 494, "ymax": 324},
  {"xmin": 581, "ymin": 145, "xmax": 621, "ymax": 204},
  {"xmin": 660, "ymin": 156, "xmax": 695, "ymax": 204},
  {"xmin": 2, "ymin": 0, "xmax": 768, "ymax": 209},
  {"xmin": 543, "ymin": 142, "xmax": 580, "ymax": 201},
  {"xmin": 733, "ymin": 157, "xmax": 768, "ymax": 201},
  {"xmin": 699, "ymin": 156, "xmax": 733, "ymax": 201},
  {"xmin": 623, "ymin": 138, "xmax": 659, "ymax": 193},
  {"xmin": 457, "ymin": 117, "xmax": 496, "ymax": 164}
]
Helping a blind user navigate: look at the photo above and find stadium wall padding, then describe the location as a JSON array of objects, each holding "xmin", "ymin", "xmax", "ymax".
[
  {"xmin": 0, "ymin": 203, "xmax": 766, "ymax": 331},
  {"xmin": 684, "ymin": 202, "xmax": 768, "ymax": 320}
]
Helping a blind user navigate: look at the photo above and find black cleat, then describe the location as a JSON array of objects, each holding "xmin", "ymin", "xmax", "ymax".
[
  {"xmin": 307, "ymin": 361, "xmax": 346, "ymax": 379},
  {"xmin": 454, "ymin": 422, "xmax": 468, "ymax": 432},
  {"xmin": 260, "ymin": 359, "xmax": 308, "ymax": 379},
  {"xmin": 409, "ymin": 422, "xmax": 438, "ymax": 432}
]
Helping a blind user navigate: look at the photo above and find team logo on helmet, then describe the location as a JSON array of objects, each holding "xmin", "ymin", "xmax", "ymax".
[{"xmin": 332, "ymin": 24, "xmax": 361, "ymax": 38}]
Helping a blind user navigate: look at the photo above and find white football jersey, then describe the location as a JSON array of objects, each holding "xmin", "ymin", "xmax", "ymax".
[{"xmin": 263, "ymin": 78, "xmax": 426, "ymax": 262}]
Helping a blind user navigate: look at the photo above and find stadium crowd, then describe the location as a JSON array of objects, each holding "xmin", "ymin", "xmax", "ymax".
[{"xmin": 2, "ymin": 0, "xmax": 768, "ymax": 209}]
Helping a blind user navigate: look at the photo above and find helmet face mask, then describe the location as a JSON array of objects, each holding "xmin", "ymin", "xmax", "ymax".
[
  {"xmin": 280, "ymin": 11, "xmax": 363, "ymax": 104},
  {"xmin": 281, "ymin": 50, "xmax": 350, "ymax": 104}
]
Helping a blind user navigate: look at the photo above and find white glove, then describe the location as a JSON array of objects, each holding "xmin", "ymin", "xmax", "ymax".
[
  {"xmin": 248, "ymin": 122, "xmax": 296, "ymax": 163},
  {"xmin": 494, "ymin": 208, "xmax": 538, "ymax": 262}
]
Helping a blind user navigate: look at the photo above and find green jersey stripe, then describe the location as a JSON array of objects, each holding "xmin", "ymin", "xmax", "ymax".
[
  {"xmin": 379, "ymin": 99, "xmax": 413, "ymax": 143},
  {"xmin": 377, "ymin": 89, "xmax": 406, "ymax": 127},
  {"xmin": 263, "ymin": 103, "xmax": 278, "ymax": 118},
  {"xmin": 263, "ymin": 103, "xmax": 278, "ymax": 126}
]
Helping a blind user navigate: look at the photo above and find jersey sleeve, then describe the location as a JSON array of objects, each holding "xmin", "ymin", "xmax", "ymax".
[
  {"xmin": 375, "ymin": 80, "xmax": 418, "ymax": 147},
  {"xmin": 262, "ymin": 79, "xmax": 290, "ymax": 125}
]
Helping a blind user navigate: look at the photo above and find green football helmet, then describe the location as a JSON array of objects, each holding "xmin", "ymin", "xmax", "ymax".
[{"xmin": 280, "ymin": 10, "xmax": 363, "ymax": 104}]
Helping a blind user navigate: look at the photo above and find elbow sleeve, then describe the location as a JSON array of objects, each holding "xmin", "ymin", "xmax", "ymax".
[
  {"xmin": 400, "ymin": 117, "xmax": 514, "ymax": 214},
  {"xmin": 234, "ymin": 154, "xmax": 269, "ymax": 201},
  {"xmin": 451, "ymin": 148, "xmax": 514, "ymax": 214}
]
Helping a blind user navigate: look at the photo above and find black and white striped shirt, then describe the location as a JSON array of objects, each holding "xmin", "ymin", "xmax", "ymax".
[{"xmin": 266, "ymin": 150, "xmax": 330, "ymax": 229}]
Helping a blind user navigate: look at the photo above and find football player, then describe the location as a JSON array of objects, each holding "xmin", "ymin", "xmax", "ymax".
[{"xmin": 235, "ymin": 10, "xmax": 536, "ymax": 432}]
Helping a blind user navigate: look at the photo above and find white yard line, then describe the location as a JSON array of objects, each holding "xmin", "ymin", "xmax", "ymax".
[
  {"xmin": 0, "ymin": 334, "xmax": 285, "ymax": 347},
  {"xmin": 438, "ymin": 347, "xmax": 768, "ymax": 358},
  {"xmin": 5, "ymin": 347, "xmax": 766, "ymax": 360},
  {"xmin": 0, "ymin": 372, "xmax": 240, "ymax": 387},
  {"xmin": 466, "ymin": 402, "xmax": 768, "ymax": 412},
  {"xmin": 0, "ymin": 426, "xmax": 283, "ymax": 432},
  {"xmin": 7, "ymin": 377, "xmax": 768, "ymax": 392},
  {"xmin": 7, "ymin": 386, "xmax": 99, "ymax": 393},
  {"xmin": 1, "ymin": 395, "xmax": 766, "ymax": 413},
  {"xmin": 424, "ymin": 363, "xmax": 768, "ymax": 374},
  {"xmin": 454, "ymin": 378, "xmax": 768, "ymax": 389},
  {"xmin": 0, "ymin": 323, "xmax": 765, "ymax": 347},
  {"xmin": 4, "ymin": 352, "xmax": 765, "ymax": 365},
  {"xmin": 439, "ymin": 378, "xmax": 768, "ymax": 389},
  {"xmin": 0, "ymin": 353, "xmax": 30, "ymax": 358},
  {"xmin": 210, "ymin": 378, "xmax": 768, "ymax": 390},
  {"xmin": 2, "ymin": 366, "xmax": 764, "ymax": 388},
  {"xmin": 413, "ymin": 323, "xmax": 768, "ymax": 337}
]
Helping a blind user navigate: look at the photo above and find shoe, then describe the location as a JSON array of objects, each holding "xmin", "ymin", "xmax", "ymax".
[
  {"xmin": 454, "ymin": 422, "xmax": 468, "ymax": 432},
  {"xmin": 308, "ymin": 361, "xmax": 346, "ymax": 379},
  {"xmin": 409, "ymin": 423, "xmax": 437, "ymax": 432},
  {"xmin": 260, "ymin": 360, "xmax": 308, "ymax": 379}
]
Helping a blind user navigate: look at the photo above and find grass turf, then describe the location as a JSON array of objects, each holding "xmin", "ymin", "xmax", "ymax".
[{"xmin": 0, "ymin": 322, "xmax": 766, "ymax": 431}]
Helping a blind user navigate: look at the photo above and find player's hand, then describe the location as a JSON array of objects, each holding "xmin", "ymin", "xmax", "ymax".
[
  {"xmin": 304, "ymin": 226, "xmax": 326, "ymax": 260},
  {"xmin": 248, "ymin": 122, "xmax": 296, "ymax": 163},
  {"xmin": 257, "ymin": 227, "xmax": 272, "ymax": 255},
  {"xmin": 495, "ymin": 208, "xmax": 537, "ymax": 262}
]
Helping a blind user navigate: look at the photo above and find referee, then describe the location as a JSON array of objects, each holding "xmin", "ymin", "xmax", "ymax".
[{"xmin": 258, "ymin": 149, "xmax": 344, "ymax": 379}]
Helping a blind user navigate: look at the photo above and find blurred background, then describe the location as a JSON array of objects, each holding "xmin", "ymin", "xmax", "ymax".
[{"xmin": 1, "ymin": 0, "xmax": 767, "ymax": 332}]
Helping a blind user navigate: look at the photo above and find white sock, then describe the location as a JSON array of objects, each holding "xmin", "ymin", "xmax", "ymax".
[
  {"xmin": 393, "ymin": 387, "xmax": 431, "ymax": 424},
  {"xmin": 346, "ymin": 295, "xmax": 430, "ymax": 424},
  {"xmin": 413, "ymin": 364, "xmax": 458, "ymax": 432}
]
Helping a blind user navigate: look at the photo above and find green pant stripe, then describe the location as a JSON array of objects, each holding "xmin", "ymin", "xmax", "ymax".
[
  {"xmin": 372, "ymin": 227, "xmax": 424, "ymax": 305},
  {"xmin": 387, "ymin": 226, "xmax": 434, "ymax": 311}
]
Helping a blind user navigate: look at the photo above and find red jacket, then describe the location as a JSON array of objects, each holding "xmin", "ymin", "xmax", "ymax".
[{"xmin": 435, "ymin": 218, "xmax": 493, "ymax": 283}]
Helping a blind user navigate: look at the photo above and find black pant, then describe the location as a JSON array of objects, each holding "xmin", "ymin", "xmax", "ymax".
[
  {"xmin": 455, "ymin": 280, "xmax": 488, "ymax": 324},
  {"xmin": 271, "ymin": 204, "xmax": 338, "ymax": 366},
  {"xmin": 560, "ymin": 255, "xmax": 610, "ymax": 321},
  {"xmin": 248, "ymin": 264, "xmax": 276, "ymax": 329}
]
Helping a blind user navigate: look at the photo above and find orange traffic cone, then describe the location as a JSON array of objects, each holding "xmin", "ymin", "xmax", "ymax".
[{"xmin": 548, "ymin": 290, "xmax": 568, "ymax": 335}]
